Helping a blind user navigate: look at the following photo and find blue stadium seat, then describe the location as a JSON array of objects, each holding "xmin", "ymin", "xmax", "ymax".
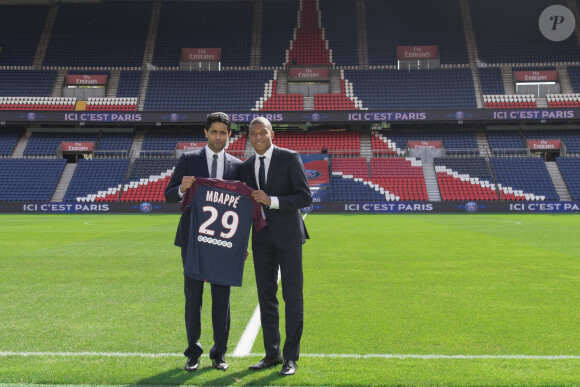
[
  {"xmin": 471, "ymin": 0, "xmax": 580, "ymax": 63},
  {"xmin": 0, "ymin": 128, "xmax": 22, "ymax": 157},
  {"xmin": 143, "ymin": 71, "xmax": 271, "ymax": 112},
  {"xmin": 366, "ymin": 0, "xmax": 469, "ymax": 66},
  {"xmin": 153, "ymin": 1, "xmax": 253, "ymax": 67},
  {"xmin": 0, "ymin": 5, "xmax": 49, "ymax": 66},
  {"xmin": 43, "ymin": 2, "xmax": 151, "ymax": 67},
  {"xmin": 0, "ymin": 158, "xmax": 66, "ymax": 201},
  {"xmin": 63, "ymin": 158, "xmax": 129, "ymax": 202},
  {"xmin": 556, "ymin": 156, "xmax": 580, "ymax": 200},
  {"xmin": 0, "ymin": 70, "xmax": 57, "ymax": 97},
  {"xmin": 345, "ymin": 69, "xmax": 477, "ymax": 109},
  {"xmin": 24, "ymin": 132, "xmax": 99, "ymax": 157},
  {"xmin": 490, "ymin": 157, "xmax": 559, "ymax": 200}
]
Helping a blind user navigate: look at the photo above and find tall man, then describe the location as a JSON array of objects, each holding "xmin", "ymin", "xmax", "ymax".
[
  {"xmin": 241, "ymin": 117, "xmax": 312, "ymax": 376},
  {"xmin": 165, "ymin": 112, "xmax": 241, "ymax": 372}
]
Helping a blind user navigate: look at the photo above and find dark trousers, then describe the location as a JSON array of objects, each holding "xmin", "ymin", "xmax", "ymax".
[
  {"xmin": 252, "ymin": 227, "xmax": 304, "ymax": 361},
  {"xmin": 181, "ymin": 247, "xmax": 231, "ymax": 359}
]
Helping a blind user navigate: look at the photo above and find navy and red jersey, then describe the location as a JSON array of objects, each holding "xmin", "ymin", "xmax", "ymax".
[{"xmin": 181, "ymin": 178, "xmax": 266, "ymax": 287}]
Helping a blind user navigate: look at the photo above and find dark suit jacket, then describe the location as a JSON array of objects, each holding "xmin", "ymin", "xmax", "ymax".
[
  {"xmin": 165, "ymin": 148, "xmax": 242, "ymax": 248},
  {"xmin": 240, "ymin": 146, "xmax": 312, "ymax": 249}
]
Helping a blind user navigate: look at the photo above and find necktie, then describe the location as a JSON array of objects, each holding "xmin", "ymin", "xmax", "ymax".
[
  {"xmin": 210, "ymin": 154, "xmax": 218, "ymax": 178},
  {"xmin": 258, "ymin": 156, "xmax": 266, "ymax": 190}
]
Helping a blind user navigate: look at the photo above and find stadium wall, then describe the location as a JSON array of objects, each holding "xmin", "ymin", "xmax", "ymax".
[
  {"xmin": 1, "ymin": 108, "xmax": 579, "ymax": 124},
  {"xmin": 2, "ymin": 201, "xmax": 580, "ymax": 214}
]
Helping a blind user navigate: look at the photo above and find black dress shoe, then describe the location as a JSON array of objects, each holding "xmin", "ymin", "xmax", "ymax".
[
  {"xmin": 212, "ymin": 354, "xmax": 228, "ymax": 371},
  {"xmin": 280, "ymin": 360, "xmax": 297, "ymax": 376},
  {"xmin": 184, "ymin": 357, "xmax": 199, "ymax": 372},
  {"xmin": 249, "ymin": 355, "xmax": 283, "ymax": 370}
]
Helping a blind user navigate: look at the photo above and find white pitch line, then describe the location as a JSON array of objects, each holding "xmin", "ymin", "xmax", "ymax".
[
  {"xmin": 232, "ymin": 213, "xmax": 308, "ymax": 357},
  {"xmin": 232, "ymin": 305, "xmax": 261, "ymax": 357},
  {"xmin": 1, "ymin": 351, "xmax": 579, "ymax": 360},
  {"xmin": 232, "ymin": 269, "xmax": 281, "ymax": 357}
]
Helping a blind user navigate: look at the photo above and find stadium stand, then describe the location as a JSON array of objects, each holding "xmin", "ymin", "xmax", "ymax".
[
  {"xmin": 85, "ymin": 98, "xmax": 138, "ymax": 111},
  {"xmin": 0, "ymin": 97, "xmax": 76, "ymax": 111},
  {"xmin": 490, "ymin": 157, "xmax": 559, "ymax": 200},
  {"xmin": 153, "ymin": 1, "xmax": 253, "ymax": 67},
  {"xmin": 556, "ymin": 156, "xmax": 580, "ymax": 200},
  {"xmin": 345, "ymin": 69, "xmax": 477, "ymax": 109},
  {"xmin": 273, "ymin": 131, "xmax": 360, "ymax": 156},
  {"xmin": 262, "ymin": 93, "xmax": 304, "ymax": 111},
  {"xmin": 315, "ymin": 88, "xmax": 358, "ymax": 110},
  {"xmin": 95, "ymin": 132, "xmax": 134, "ymax": 157},
  {"xmin": 546, "ymin": 94, "xmax": 580, "ymax": 108},
  {"xmin": 483, "ymin": 94, "xmax": 537, "ymax": 108},
  {"xmin": 374, "ymin": 130, "xmax": 479, "ymax": 156},
  {"xmin": 286, "ymin": 0, "xmax": 332, "ymax": 65},
  {"xmin": 24, "ymin": 132, "xmax": 100, "ymax": 157},
  {"xmin": 1, "ymin": 0, "xmax": 579, "ymax": 208},
  {"xmin": 140, "ymin": 130, "xmax": 207, "ymax": 156},
  {"xmin": 43, "ymin": 2, "xmax": 151, "ymax": 67},
  {"xmin": 0, "ymin": 5, "xmax": 49, "ymax": 66},
  {"xmin": 117, "ymin": 71, "xmax": 143, "ymax": 98},
  {"xmin": 479, "ymin": 68, "xmax": 505, "ymax": 95},
  {"xmin": 0, "ymin": 129, "xmax": 22, "ymax": 157},
  {"xmin": 470, "ymin": 0, "xmax": 580, "ymax": 64},
  {"xmin": 63, "ymin": 158, "xmax": 130, "ymax": 202},
  {"xmin": 261, "ymin": 1, "xmax": 300, "ymax": 67},
  {"xmin": 365, "ymin": 0, "xmax": 469, "ymax": 66},
  {"xmin": 487, "ymin": 130, "xmax": 527, "ymax": 155},
  {"xmin": 434, "ymin": 157, "xmax": 499, "ymax": 201},
  {"xmin": 371, "ymin": 131, "xmax": 401, "ymax": 156},
  {"xmin": 144, "ymin": 71, "xmax": 271, "ymax": 111},
  {"xmin": 120, "ymin": 158, "xmax": 176, "ymax": 202},
  {"xmin": 521, "ymin": 129, "xmax": 580, "ymax": 154},
  {"xmin": 226, "ymin": 132, "xmax": 247, "ymax": 158},
  {"xmin": 567, "ymin": 66, "xmax": 580, "ymax": 93},
  {"xmin": 0, "ymin": 158, "xmax": 66, "ymax": 201},
  {"xmin": 0, "ymin": 71, "xmax": 58, "ymax": 97},
  {"xmin": 319, "ymin": 0, "xmax": 358, "ymax": 66},
  {"xmin": 331, "ymin": 174, "xmax": 389, "ymax": 201},
  {"xmin": 331, "ymin": 157, "xmax": 369, "ymax": 179},
  {"xmin": 370, "ymin": 157, "xmax": 428, "ymax": 201}
]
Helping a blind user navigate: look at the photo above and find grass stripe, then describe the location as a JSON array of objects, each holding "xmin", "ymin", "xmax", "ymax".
[{"xmin": 2, "ymin": 351, "xmax": 579, "ymax": 360}]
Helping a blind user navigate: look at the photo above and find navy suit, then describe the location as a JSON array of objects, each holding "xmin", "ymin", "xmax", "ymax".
[
  {"xmin": 165, "ymin": 148, "xmax": 241, "ymax": 359},
  {"xmin": 240, "ymin": 146, "xmax": 312, "ymax": 361}
]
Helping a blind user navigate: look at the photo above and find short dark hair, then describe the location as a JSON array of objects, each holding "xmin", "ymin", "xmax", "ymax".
[{"xmin": 206, "ymin": 112, "xmax": 231, "ymax": 132}]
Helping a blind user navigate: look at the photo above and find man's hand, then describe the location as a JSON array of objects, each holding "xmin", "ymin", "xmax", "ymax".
[
  {"xmin": 245, "ymin": 249, "xmax": 249, "ymax": 261},
  {"xmin": 180, "ymin": 176, "xmax": 196, "ymax": 193},
  {"xmin": 251, "ymin": 190, "xmax": 272, "ymax": 206}
]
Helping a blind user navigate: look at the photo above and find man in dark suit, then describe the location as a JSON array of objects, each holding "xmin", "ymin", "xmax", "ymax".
[
  {"xmin": 241, "ymin": 117, "xmax": 312, "ymax": 376},
  {"xmin": 165, "ymin": 112, "xmax": 242, "ymax": 372}
]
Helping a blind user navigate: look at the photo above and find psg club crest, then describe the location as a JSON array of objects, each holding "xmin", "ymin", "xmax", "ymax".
[
  {"xmin": 455, "ymin": 111, "xmax": 464, "ymax": 120},
  {"xmin": 170, "ymin": 113, "xmax": 179, "ymax": 122},
  {"xmin": 301, "ymin": 204, "xmax": 314, "ymax": 213},
  {"xmin": 465, "ymin": 202, "xmax": 478, "ymax": 213},
  {"xmin": 27, "ymin": 112, "xmax": 37, "ymax": 121},
  {"xmin": 305, "ymin": 169, "xmax": 322, "ymax": 180},
  {"xmin": 140, "ymin": 202, "xmax": 153, "ymax": 213},
  {"xmin": 311, "ymin": 113, "xmax": 320, "ymax": 121}
]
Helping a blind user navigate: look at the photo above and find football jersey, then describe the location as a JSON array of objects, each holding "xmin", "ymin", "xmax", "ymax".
[{"xmin": 181, "ymin": 178, "xmax": 266, "ymax": 287}]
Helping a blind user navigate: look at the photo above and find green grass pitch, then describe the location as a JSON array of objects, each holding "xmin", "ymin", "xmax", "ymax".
[{"xmin": 1, "ymin": 213, "xmax": 579, "ymax": 386}]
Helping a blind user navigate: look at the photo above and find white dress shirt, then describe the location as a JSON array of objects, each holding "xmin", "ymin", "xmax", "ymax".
[
  {"xmin": 179, "ymin": 146, "xmax": 225, "ymax": 197},
  {"xmin": 254, "ymin": 145, "xmax": 279, "ymax": 209},
  {"xmin": 206, "ymin": 146, "xmax": 226, "ymax": 179}
]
